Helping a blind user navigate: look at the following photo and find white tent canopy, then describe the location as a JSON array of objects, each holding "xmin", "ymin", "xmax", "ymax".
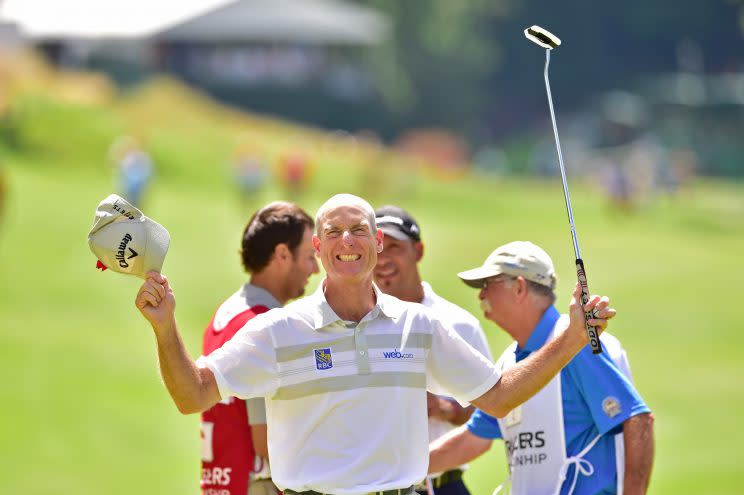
[
  {"xmin": 0, "ymin": 0, "xmax": 234, "ymax": 39},
  {"xmin": 0, "ymin": 0, "xmax": 388, "ymax": 44},
  {"xmin": 158, "ymin": 0, "xmax": 388, "ymax": 45}
]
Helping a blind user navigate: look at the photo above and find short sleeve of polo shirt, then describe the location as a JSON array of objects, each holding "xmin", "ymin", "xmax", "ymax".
[
  {"xmin": 565, "ymin": 345, "xmax": 650, "ymax": 435},
  {"xmin": 246, "ymin": 398, "xmax": 267, "ymax": 425},
  {"xmin": 466, "ymin": 408, "xmax": 503, "ymax": 439},
  {"xmin": 196, "ymin": 311, "xmax": 280, "ymax": 400},
  {"xmin": 452, "ymin": 319, "xmax": 493, "ymax": 361},
  {"xmin": 426, "ymin": 317, "xmax": 501, "ymax": 405}
]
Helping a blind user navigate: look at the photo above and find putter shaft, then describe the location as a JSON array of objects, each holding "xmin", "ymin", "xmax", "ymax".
[
  {"xmin": 544, "ymin": 50, "xmax": 581, "ymax": 260},
  {"xmin": 542, "ymin": 47, "xmax": 602, "ymax": 354}
]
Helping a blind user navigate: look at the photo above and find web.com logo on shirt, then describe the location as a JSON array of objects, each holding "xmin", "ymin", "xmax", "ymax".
[{"xmin": 383, "ymin": 349, "xmax": 414, "ymax": 359}]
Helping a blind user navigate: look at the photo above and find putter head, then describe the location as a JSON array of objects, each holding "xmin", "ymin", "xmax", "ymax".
[{"xmin": 524, "ymin": 25, "xmax": 561, "ymax": 49}]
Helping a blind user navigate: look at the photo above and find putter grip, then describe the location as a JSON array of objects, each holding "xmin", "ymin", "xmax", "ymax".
[{"xmin": 576, "ymin": 258, "xmax": 603, "ymax": 354}]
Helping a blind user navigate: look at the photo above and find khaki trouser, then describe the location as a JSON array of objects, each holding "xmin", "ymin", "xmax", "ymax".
[{"xmin": 248, "ymin": 479, "xmax": 281, "ymax": 495}]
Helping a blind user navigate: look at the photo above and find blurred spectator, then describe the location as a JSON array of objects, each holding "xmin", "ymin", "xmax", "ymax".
[
  {"xmin": 625, "ymin": 136, "xmax": 664, "ymax": 204},
  {"xmin": 355, "ymin": 130, "xmax": 387, "ymax": 197},
  {"xmin": 276, "ymin": 145, "xmax": 312, "ymax": 198},
  {"xmin": 108, "ymin": 136, "xmax": 153, "ymax": 208},
  {"xmin": 231, "ymin": 141, "xmax": 269, "ymax": 208},
  {"xmin": 600, "ymin": 159, "xmax": 633, "ymax": 212},
  {"xmin": 1, "ymin": 88, "xmax": 8, "ymax": 228},
  {"xmin": 0, "ymin": 160, "xmax": 6, "ymax": 229},
  {"xmin": 661, "ymin": 148, "xmax": 697, "ymax": 197},
  {"xmin": 0, "ymin": 93, "xmax": 23, "ymax": 150},
  {"xmin": 472, "ymin": 145, "xmax": 510, "ymax": 176},
  {"xmin": 395, "ymin": 128, "xmax": 469, "ymax": 172}
]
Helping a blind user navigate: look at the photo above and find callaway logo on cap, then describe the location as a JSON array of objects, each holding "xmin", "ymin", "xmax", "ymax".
[{"xmin": 87, "ymin": 194, "xmax": 170, "ymax": 278}]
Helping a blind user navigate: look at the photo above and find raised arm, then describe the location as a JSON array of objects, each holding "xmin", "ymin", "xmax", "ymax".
[
  {"xmin": 472, "ymin": 283, "xmax": 614, "ymax": 417},
  {"xmin": 428, "ymin": 393, "xmax": 475, "ymax": 426},
  {"xmin": 136, "ymin": 271, "xmax": 221, "ymax": 414},
  {"xmin": 428, "ymin": 425, "xmax": 492, "ymax": 474},
  {"xmin": 623, "ymin": 412, "xmax": 655, "ymax": 495}
]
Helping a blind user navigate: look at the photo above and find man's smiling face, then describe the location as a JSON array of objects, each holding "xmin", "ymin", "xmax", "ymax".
[{"xmin": 313, "ymin": 204, "xmax": 383, "ymax": 282}]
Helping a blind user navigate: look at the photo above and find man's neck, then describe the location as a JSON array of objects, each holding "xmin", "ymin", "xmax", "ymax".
[
  {"xmin": 510, "ymin": 302, "xmax": 552, "ymax": 348},
  {"xmin": 387, "ymin": 276, "xmax": 425, "ymax": 303},
  {"xmin": 323, "ymin": 276, "xmax": 376, "ymax": 322}
]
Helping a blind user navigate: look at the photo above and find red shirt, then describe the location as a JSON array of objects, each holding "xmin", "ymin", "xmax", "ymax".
[{"xmin": 200, "ymin": 284, "xmax": 280, "ymax": 495}]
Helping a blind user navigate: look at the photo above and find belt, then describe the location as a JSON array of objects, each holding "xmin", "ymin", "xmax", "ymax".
[
  {"xmin": 419, "ymin": 470, "xmax": 463, "ymax": 490},
  {"xmin": 285, "ymin": 486, "xmax": 415, "ymax": 495},
  {"xmin": 434, "ymin": 469, "xmax": 463, "ymax": 489}
]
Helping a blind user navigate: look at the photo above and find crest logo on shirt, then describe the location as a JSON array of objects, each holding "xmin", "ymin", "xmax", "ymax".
[
  {"xmin": 602, "ymin": 396, "xmax": 622, "ymax": 418},
  {"xmin": 314, "ymin": 348, "xmax": 333, "ymax": 370}
]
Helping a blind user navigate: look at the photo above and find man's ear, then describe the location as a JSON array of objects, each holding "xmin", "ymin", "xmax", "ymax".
[
  {"xmin": 413, "ymin": 241, "xmax": 424, "ymax": 262},
  {"xmin": 375, "ymin": 229, "xmax": 384, "ymax": 253},
  {"xmin": 274, "ymin": 243, "xmax": 291, "ymax": 264},
  {"xmin": 312, "ymin": 234, "xmax": 321, "ymax": 255},
  {"xmin": 514, "ymin": 276, "xmax": 529, "ymax": 300}
]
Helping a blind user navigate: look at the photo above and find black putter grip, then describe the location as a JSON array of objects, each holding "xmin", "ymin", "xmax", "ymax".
[{"xmin": 576, "ymin": 258, "xmax": 603, "ymax": 354}]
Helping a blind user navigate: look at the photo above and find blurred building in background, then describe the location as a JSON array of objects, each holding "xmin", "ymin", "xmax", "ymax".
[
  {"xmin": 2, "ymin": 0, "xmax": 743, "ymax": 179},
  {"xmin": 2, "ymin": 0, "xmax": 389, "ymax": 130},
  {"xmin": 153, "ymin": 0, "xmax": 388, "ymax": 129}
]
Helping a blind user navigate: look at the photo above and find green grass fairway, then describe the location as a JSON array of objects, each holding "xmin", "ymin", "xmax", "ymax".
[{"xmin": 1, "ymin": 86, "xmax": 743, "ymax": 494}]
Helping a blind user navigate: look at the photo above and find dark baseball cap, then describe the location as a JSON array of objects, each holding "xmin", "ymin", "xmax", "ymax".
[{"xmin": 375, "ymin": 205, "xmax": 421, "ymax": 242}]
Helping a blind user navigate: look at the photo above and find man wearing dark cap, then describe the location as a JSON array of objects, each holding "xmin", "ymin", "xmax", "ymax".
[
  {"xmin": 428, "ymin": 241, "xmax": 655, "ymax": 495},
  {"xmin": 374, "ymin": 205, "xmax": 492, "ymax": 495}
]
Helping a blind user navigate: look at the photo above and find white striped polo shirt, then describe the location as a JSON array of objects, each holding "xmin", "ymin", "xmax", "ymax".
[{"xmin": 197, "ymin": 281, "xmax": 501, "ymax": 495}]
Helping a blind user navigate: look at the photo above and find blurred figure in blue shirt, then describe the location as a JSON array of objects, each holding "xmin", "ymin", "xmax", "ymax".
[{"xmin": 109, "ymin": 135, "xmax": 153, "ymax": 208}]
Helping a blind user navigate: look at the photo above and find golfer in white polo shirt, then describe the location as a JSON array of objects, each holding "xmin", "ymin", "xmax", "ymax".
[{"xmin": 134, "ymin": 193, "xmax": 615, "ymax": 495}]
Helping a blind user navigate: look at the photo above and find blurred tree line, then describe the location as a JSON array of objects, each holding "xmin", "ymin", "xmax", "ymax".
[{"xmin": 356, "ymin": 0, "xmax": 744, "ymax": 151}]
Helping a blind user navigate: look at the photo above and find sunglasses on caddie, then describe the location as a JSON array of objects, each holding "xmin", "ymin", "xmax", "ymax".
[{"xmin": 482, "ymin": 276, "xmax": 514, "ymax": 290}]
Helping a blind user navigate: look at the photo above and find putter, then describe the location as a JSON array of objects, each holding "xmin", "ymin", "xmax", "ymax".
[{"xmin": 524, "ymin": 25, "xmax": 602, "ymax": 354}]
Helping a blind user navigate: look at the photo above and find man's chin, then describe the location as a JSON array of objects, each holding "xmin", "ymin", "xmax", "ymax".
[
  {"xmin": 374, "ymin": 274, "xmax": 397, "ymax": 288},
  {"xmin": 289, "ymin": 286, "xmax": 306, "ymax": 301}
]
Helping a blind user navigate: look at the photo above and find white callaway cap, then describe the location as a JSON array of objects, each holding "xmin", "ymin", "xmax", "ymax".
[
  {"xmin": 88, "ymin": 194, "xmax": 170, "ymax": 278},
  {"xmin": 458, "ymin": 241, "xmax": 557, "ymax": 289}
]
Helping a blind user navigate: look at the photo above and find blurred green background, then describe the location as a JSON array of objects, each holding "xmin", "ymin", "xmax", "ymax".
[{"xmin": 1, "ymin": 2, "xmax": 744, "ymax": 494}]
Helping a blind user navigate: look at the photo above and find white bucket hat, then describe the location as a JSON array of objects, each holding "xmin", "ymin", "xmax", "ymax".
[{"xmin": 88, "ymin": 194, "xmax": 170, "ymax": 278}]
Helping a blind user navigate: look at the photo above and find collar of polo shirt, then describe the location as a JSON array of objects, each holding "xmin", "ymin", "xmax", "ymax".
[
  {"xmin": 211, "ymin": 283, "xmax": 282, "ymax": 332},
  {"xmin": 310, "ymin": 280, "xmax": 403, "ymax": 329}
]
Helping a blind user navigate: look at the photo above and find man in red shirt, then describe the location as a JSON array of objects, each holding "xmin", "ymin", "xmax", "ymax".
[{"xmin": 200, "ymin": 201, "xmax": 319, "ymax": 495}]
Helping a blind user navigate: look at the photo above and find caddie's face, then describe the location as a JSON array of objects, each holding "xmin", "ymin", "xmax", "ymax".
[
  {"xmin": 374, "ymin": 236, "xmax": 422, "ymax": 298},
  {"xmin": 478, "ymin": 275, "xmax": 515, "ymax": 326},
  {"xmin": 287, "ymin": 227, "xmax": 320, "ymax": 299},
  {"xmin": 313, "ymin": 205, "xmax": 383, "ymax": 281}
]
